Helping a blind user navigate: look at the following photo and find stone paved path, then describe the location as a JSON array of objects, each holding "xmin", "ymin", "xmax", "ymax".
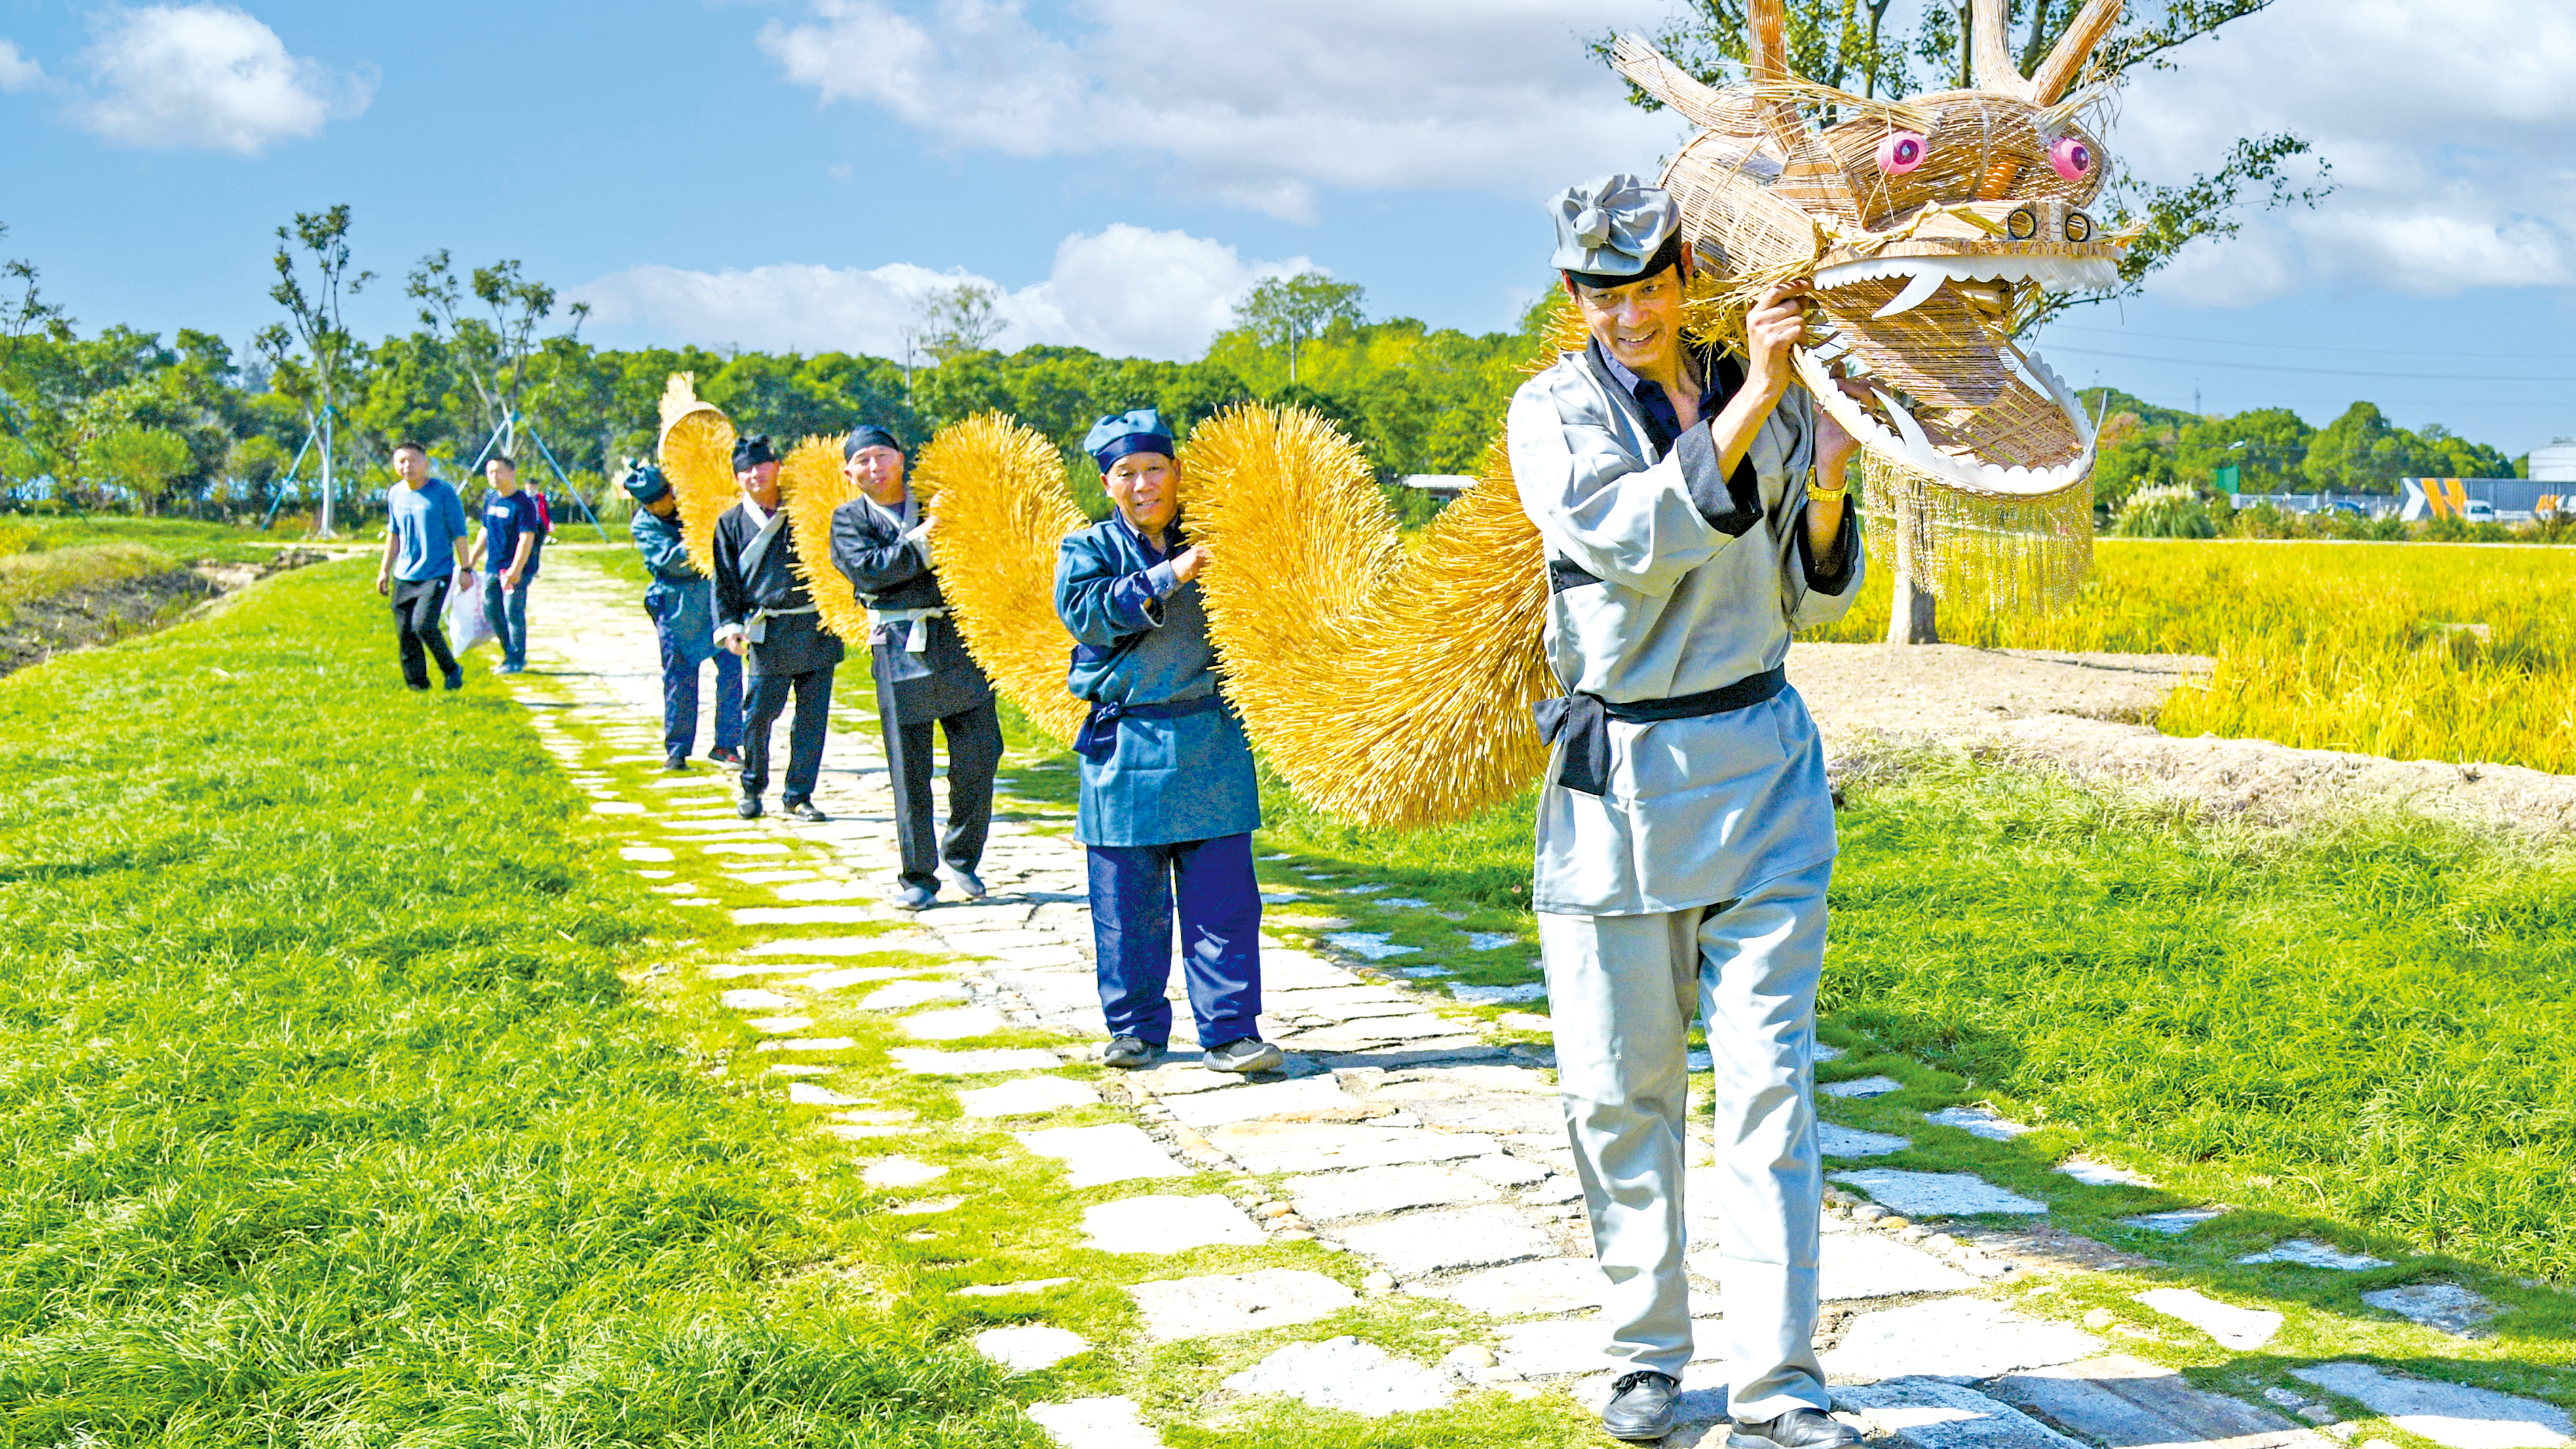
[{"xmin": 504, "ymin": 551, "xmax": 2571, "ymax": 1449}]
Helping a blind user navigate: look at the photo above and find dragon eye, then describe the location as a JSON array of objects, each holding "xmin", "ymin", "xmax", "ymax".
[
  {"xmin": 1876, "ymin": 130, "xmax": 1928, "ymax": 175},
  {"xmin": 2007, "ymin": 208, "xmax": 2039, "ymax": 241},
  {"xmin": 2066, "ymin": 212, "xmax": 2094, "ymax": 242},
  {"xmin": 2049, "ymin": 136, "xmax": 2094, "ymax": 182}
]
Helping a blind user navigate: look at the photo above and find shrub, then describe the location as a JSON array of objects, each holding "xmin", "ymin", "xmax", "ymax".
[{"xmin": 2112, "ymin": 484, "xmax": 2217, "ymax": 539}]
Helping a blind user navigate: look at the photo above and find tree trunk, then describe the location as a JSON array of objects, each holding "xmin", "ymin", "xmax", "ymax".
[{"xmin": 1887, "ymin": 568, "xmax": 1940, "ymax": 644}]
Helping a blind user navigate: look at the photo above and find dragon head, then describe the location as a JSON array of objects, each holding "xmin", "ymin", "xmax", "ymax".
[{"xmin": 1616, "ymin": 0, "xmax": 2127, "ymax": 501}]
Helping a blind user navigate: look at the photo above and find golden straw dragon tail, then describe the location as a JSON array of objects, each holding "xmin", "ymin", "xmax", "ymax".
[
  {"xmin": 778, "ymin": 438, "xmax": 869, "ymax": 645},
  {"xmin": 1185, "ymin": 404, "xmax": 1553, "ymax": 830},
  {"xmin": 656, "ymin": 373, "xmax": 738, "ymax": 579},
  {"xmin": 911, "ymin": 414, "xmax": 1093, "ymax": 745}
]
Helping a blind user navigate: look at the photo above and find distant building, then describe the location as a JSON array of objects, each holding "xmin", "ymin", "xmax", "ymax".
[
  {"xmin": 2530, "ymin": 438, "xmax": 2576, "ymax": 482},
  {"xmin": 2229, "ymin": 492, "xmax": 2399, "ymax": 518},
  {"xmin": 1399, "ymin": 474, "xmax": 1477, "ymax": 503},
  {"xmin": 2399, "ymin": 478, "xmax": 2567, "ymax": 522}
]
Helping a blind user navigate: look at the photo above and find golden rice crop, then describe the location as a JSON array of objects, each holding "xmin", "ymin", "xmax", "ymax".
[{"xmin": 1808, "ymin": 539, "xmax": 2576, "ymax": 774}]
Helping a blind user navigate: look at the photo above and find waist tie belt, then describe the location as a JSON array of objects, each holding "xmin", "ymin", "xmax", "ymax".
[
  {"xmin": 1073, "ymin": 692, "xmax": 1226, "ymax": 762},
  {"xmin": 745, "ymin": 602, "xmax": 818, "ymax": 646},
  {"xmin": 1530, "ymin": 665, "xmax": 1788, "ymax": 798},
  {"xmin": 867, "ymin": 605, "xmax": 947, "ymax": 653}
]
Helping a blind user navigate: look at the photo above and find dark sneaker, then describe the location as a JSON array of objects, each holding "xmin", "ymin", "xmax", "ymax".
[
  {"xmin": 664, "ymin": 753, "xmax": 689, "ymax": 773},
  {"xmin": 1730, "ymin": 1408, "xmax": 1860, "ymax": 1449},
  {"xmin": 894, "ymin": 883, "xmax": 937, "ymax": 912},
  {"xmin": 784, "ymin": 800, "xmax": 828, "ymax": 822},
  {"xmin": 1202, "ymin": 1037, "xmax": 1285, "ymax": 1074},
  {"xmin": 443, "ymin": 670, "xmax": 464, "ymax": 691},
  {"xmin": 1102, "ymin": 1036, "xmax": 1163, "ymax": 1070},
  {"xmin": 943, "ymin": 867, "xmax": 988, "ymax": 899},
  {"xmin": 709, "ymin": 746, "xmax": 742, "ymax": 767},
  {"xmin": 1604, "ymin": 1371, "xmax": 1680, "ymax": 1441},
  {"xmin": 736, "ymin": 794, "xmax": 763, "ymax": 819}
]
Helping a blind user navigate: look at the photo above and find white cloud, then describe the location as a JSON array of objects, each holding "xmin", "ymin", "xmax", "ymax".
[
  {"xmin": 0, "ymin": 39, "xmax": 47, "ymax": 92},
  {"xmin": 756, "ymin": 0, "xmax": 1678, "ymax": 221},
  {"xmin": 570, "ymin": 223, "xmax": 1310, "ymax": 361},
  {"xmin": 71, "ymin": 4, "xmax": 371, "ymax": 154},
  {"xmin": 2112, "ymin": 0, "xmax": 2576, "ymax": 303}
]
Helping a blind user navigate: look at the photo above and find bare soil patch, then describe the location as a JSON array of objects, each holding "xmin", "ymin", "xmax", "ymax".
[
  {"xmin": 0, "ymin": 546, "xmax": 326, "ymax": 679},
  {"xmin": 1790, "ymin": 642, "xmax": 2576, "ymax": 837}
]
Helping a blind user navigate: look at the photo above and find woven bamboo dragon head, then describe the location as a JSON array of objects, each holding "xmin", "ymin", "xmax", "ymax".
[{"xmin": 1616, "ymin": 0, "xmax": 2129, "ymax": 598}]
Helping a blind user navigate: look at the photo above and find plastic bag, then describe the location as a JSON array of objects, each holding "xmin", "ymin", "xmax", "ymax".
[{"xmin": 447, "ymin": 568, "xmax": 496, "ymax": 653}]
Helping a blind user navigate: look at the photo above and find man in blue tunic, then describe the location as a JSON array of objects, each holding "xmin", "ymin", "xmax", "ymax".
[
  {"xmin": 713, "ymin": 435, "xmax": 843, "ymax": 821},
  {"xmin": 1509, "ymin": 175, "xmax": 1866, "ymax": 1443},
  {"xmin": 829, "ymin": 425, "xmax": 1002, "ymax": 912},
  {"xmin": 1054, "ymin": 410, "xmax": 1281, "ymax": 1075},
  {"xmin": 624, "ymin": 461, "xmax": 742, "ymax": 772}
]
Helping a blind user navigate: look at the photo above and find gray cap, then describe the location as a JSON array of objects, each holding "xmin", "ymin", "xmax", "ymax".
[{"xmin": 1548, "ymin": 173, "xmax": 1680, "ymax": 278}]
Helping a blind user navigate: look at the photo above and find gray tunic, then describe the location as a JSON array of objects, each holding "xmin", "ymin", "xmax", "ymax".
[{"xmin": 1507, "ymin": 345, "xmax": 1865, "ymax": 916}]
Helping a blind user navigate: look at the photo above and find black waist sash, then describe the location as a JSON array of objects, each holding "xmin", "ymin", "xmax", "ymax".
[
  {"xmin": 1530, "ymin": 666, "xmax": 1788, "ymax": 797},
  {"xmin": 1073, "ymin": 691, "xmax": 1226, "ymax": 762}
]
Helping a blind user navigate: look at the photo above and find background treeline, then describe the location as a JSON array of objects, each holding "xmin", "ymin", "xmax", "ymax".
[{"xmin": 2085, "ymin": 389, "xmax": 2526, "ymax": 511}]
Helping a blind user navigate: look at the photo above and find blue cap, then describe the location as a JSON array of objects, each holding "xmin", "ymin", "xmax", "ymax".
[
  {"xmin": 1082, "ymin": 409, "xmax": 1175, "ymax": 471},
  {"xmin": 620, "ymin": 462, "xmax": 671, "ymax": 503}
]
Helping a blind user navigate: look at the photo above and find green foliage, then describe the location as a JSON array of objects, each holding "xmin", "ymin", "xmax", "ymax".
[
  {"xmin": 1233, "ymin": 269, "xmax": 1367, "ymax": 384},
  {"xmin": 83, "ymin": 423, "xmax": 193, "ymax": 510},
  {"xmin": 0, "ymin": 560, "xmax": 1039, "ymax": 1444}
]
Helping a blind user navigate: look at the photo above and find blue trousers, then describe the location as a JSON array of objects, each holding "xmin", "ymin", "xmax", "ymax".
[
  {"xmin": 481, "ymin": 572, "xmax": 529, "ymax": 670},
  {"xmin": 1087, "ymin": 832, "xmax": 1263, "ymax": 1050},
  {"xmin": 658, "ymin": 628, "xmax": 742, "ymax": 760},
  {"xmin": 743, "ymin": 665, "xmax": 833, "ymax": 804}
]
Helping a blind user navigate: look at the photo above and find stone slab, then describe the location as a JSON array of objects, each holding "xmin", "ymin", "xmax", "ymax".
[
  {"xmin": 1456, "ymin": 1153, "xmax": 1552, "ymax": 1188},
  {"xmin": 1821, "ymin": 1231, "xmax": 1980, "ymax": 1301},
  {"xmin": 1824, "ymin": 1075, "xmax": 1904, "ymax": 1098},
  {"xmin": 1450, "ymin": 982, "xmax": 1548, "ymax": 1005},
  {"xmin": 1221, "ymin": 1336, "xmax": 1450, "ymax": 1417},
  {"xmin": 1015, "ymin": 1124, "xmax": 1188, "ymax": 1188},
  {"xmin": 2124, "ymin": 1208, "xmax": 2224, "ymax": 1235},
  {"xmin": 1321, "ymin": 931, "xmax": 1418, "ymax": 959},
  {"xmin": 749, "ymin": 935, "xmax": 937, "ymax": 956},
  {"xmin": 2361, "ymin": 1283, "xmax": 2497, "ymax": 1338},
  {"xmin": 2058, "ymin": 1155, "xmax": 2155, "ymax": 1188},
  {"xmin": 1930, "ymin": 1105, "xmax": 2036, "ymax": 1140},
  {"xmin": 619, "ymin": 845, "xmax": 675, "ymax": 861},
  {"xmin": 1823, "ymin": 1298, "xmax": 2103, "ymax": 1383},
  {"xmin": 1989, "ymin": 1355, "xmax": 2320, "ymax": 1449},
  {"xmin": 1958, "ymin": 1225, "xmax": 2165, "ymax": 1275},
  {"xmin": 975, "ymin": 1324, "xmax": 1089, "ymax": 1373},
  {"xmin": 1823, "ymin": 1124, "xmax": 1914, "ymax": 1157},
  {"xmin": 1834, "ymin": 1378, "xmax": 2089, "ymax": 1449},
  {"xmin": 2237, "ymin": 1239, "xmax": 2394, "ymax": 1271},
  {"xmin": 1315, "ymin": 1042, "xmax": 1506, "ymax": 1070},
  {"xmin": 1404, "ymin": 1094, "xmax": 1564, "ymax": 1136},
  {"xmin": 857, "ymin": 980, "xmax": 968, "ymax": 1011},
  {"xmin": 1286, "ymin": 1163, "xmax": 1500, "ymax": 1222},
  {"xmin": 733, "ymin": 904, "xmax": 875, "ymax": 923},
  {"xmin": 799, "ymin": 966, "xmax": 916, "ymax": 990},
  {"xmin": 1206, "ymin": 1121, "xmax": 1497, "ymax": 1174},
  {"xmin": 2289, "ymin": 1364, "xmax": 2571, "ymax": 1449},
  {"xmin": 902, "ymin": 1006, "xmax": 1009, "ymax": 1040},
  {"xmin": 1333, "ymin": 1204, "xmax": 1555, "ymax": 1277},
  {"xmin": 757, "ymin": 1037, "xmax": 856, "ymax": 1053},
  {"xmin": 746, "ymin": 1014, "xmax": 815, "ymax": 1034},
  {"xmin": 704, "ymin": 843, "xmax": 791, "ymax": 857},
  {"xmin": 862, "ymin": 1156, "xmax": 946, "ymax": 1188},
  {"xmin": 1431, "ymin": 1255, "xmax": 1610, "ymax": 1315},
  {"xmin": 2134, "ymin": 1288, "xmax": 2282, "ymax": 1349},
  {"xmin": 1831, "ymin": 1169, "xmax": 2047, "ymax": 1218},
  {"xmin": 1496, "ymin": 1316, "xmax": 1726, "ymax": 1378},
  {"xmin": 787, "ymin": 1083, "xmax": 861, "ymax": 1106},
  {"xmin": 1162, "ymin": 1075, "xmax": 1354, "ymax": 1129},
  {"xmin": 960, "ymin": 1075, "xmax": 1101, "ymax": 1118},
  {"xmin": 1127, "ymin": 1268, "xmax": 1356, "ymax": 1341},
  {"xmin": 1082, "ymin": 1194, "xmax": 1267, "ymax": 1254},
  {"xmin": 890, "ymin": 1047, "xmax": 1063, "ymax": 1075},
  {"xmin": 719, "ymin": 988, "xmax": 797, "ymax": 1011}
]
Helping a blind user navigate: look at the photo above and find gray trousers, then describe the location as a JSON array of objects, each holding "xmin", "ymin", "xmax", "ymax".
[{"xmin": 1538, "ymin": 857, "xmax": 1832, "ymax": 1421}]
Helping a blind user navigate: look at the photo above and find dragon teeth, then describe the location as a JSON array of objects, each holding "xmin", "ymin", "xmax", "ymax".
[{"xmin": 1872, "ymin": 269, "xmax": 1950, "ymax": 319}]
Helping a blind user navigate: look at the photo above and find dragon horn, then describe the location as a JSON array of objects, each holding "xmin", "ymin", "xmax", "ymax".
[
  {"xmin": 2028, "ymin": 0, "xmax": 2125, "ymax": 106},
  {"xmin": 1971, "ymin": 0, "xmax": 2030, "ymax": 97},
  {"xmin": 1610, "ymin": 33, "xmax": 1764, "ymax": 135}
]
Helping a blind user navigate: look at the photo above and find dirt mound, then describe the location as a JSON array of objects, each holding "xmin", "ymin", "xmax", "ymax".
[
  {"xmin": 0, "ymin": 545, "xmax": 326, "ymax": 680},
  {"xmin": 1790, "ymin": 642, "xmax": 2576, "ymax": 838}
]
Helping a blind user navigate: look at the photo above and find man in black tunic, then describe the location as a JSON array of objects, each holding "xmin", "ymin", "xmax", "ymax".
[
  {"xmin": 712, "ymin": 435, "xmax": 843, "ymax": 821},
  {"xmin": 829, "ymin": 425, "xmax": 1003, "ymax": 910}
]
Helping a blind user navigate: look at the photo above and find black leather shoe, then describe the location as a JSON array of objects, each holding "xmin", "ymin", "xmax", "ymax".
[
  {"xmin": 1730, "ymin": 1408, "xmax": 1861, "ymax": 1449},
  {"xmin": 1101, "ymin": 1036, "xmax": 1163, "ymax": 1070},
  {"xmin": 736, "ymin": 794, "xmax": 763, "ymax": 819},
  {"xmin": 1604, "ymin": 1370, "xmax": 1680, "ymax": 1441},
  {"xmin": 442, "ymin": 670, "xmax": 464, "ymax": 691},
  {"xmin": 784, "ymin": 800, "xmax": 827, "ymax": 822},
  {"xmin": 664, "ymin": 753, "xmax": 689, "ymax": 772}
]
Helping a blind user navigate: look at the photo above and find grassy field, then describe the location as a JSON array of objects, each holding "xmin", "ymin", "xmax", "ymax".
[
  {"xmin": 0, "ymin": 560, "xmax": 1034, "ymax": 1444},
  {"xmin": 1809, "ymin": 539, "xmax": 2576, "ymax": 774},
  {"xmin": 0, "ymin": 514, "xmax": 292, "ymax": 564}
]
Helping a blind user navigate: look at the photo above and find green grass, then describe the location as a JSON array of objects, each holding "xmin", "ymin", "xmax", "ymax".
[
  {"xmin": 0, "ymin": 541, "xmax": 186, "ymax": 613},
  {"xmin": 0, "ymin": 514, "xmax": 289, "ymax": 564},
  {"xmin": 0, "ymin": 558, "xmax": 1035, "ymax": 1444}
]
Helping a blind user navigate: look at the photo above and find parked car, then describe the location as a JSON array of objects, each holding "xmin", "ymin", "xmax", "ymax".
[{"xmin": 2464, "ymin": 499, "xmax": 2497, "ymax": 522}]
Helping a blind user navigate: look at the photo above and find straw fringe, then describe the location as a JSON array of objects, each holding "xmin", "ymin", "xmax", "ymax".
[
  {"xmin": 911, "ymin": 414, "xmax": 1093, "ymax": 745},
  {"xmin": 656, "ymin": 373, "xmax": 738, "ymax": 579},
  {"xmin": 778, "ymin": 438, "xmax": 868, "ymax": 644},
  {"xmin": 1861, "ymin": 452, "xmax": 2093, "ymax": 610},
  {"xmin": 1186, "ymin": 404, "xmax": 1553, "ymax": 830}
]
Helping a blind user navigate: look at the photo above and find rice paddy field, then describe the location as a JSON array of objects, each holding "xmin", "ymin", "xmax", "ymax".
[{"xmin": 1809, "ymin": 540, "xmax": 2576, "ymax": 775}]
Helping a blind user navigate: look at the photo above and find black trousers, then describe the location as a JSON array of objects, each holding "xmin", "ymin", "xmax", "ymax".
[
  {"xmin": 742, "ymin": 665, "xmax": 833, "ymax": 803},
  {"xmin": 390, "ymin": 577, "xmax": 460, "ymax": 689},
  {"xmin": 882, "ymin": 699, "xmax": 1003, "ymax": 890}
]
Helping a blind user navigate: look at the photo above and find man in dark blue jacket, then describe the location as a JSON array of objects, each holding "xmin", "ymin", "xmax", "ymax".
[
  {"xmin": 829, "ymin": 425, "xmax": 1002, "ymax": 911},
  {"xmin": 1054, "ymin": 409, "xmax": 1279, "ymax": 1075},
  {"xmin": 625, "ymin": 462, "xmax": 741, "ymax": 771},
  {"xmin": 713, "ymin": 435, "xmax": 843, "ymax": 821}
]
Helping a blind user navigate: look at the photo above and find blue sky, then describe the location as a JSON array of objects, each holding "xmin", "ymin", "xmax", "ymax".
[{"xmin": 3, "ymin": 0, "xmax": 2573, "ymax": 458}]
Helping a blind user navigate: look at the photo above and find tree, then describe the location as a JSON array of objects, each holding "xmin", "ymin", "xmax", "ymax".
[
  {"xmin": 406, "ymin": 251, "xmax": 591, "ymax": 464},
  {"xmin": 916, "ymin": 281, "xmax": 1005, "ymax": 363},
  {"xmin": 1234, "ymin": 271, "xmax": 1366, "ymax": 385},
  {"xmin": 257, "ymin": 205, "xmax": 373, "ymax": 534},
  {"xmin": 86, "ymin": 424, "xmax": 192, "ymax": 512}
]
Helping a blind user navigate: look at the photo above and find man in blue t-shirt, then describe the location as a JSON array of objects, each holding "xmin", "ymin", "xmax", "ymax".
[
  {"xmin": 466, "ymin": 455, "xmax": 544, "ymax": 673},
  {"xmin": 375, "ymin": 439, "xmax": 472, "ymax": 690}
]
